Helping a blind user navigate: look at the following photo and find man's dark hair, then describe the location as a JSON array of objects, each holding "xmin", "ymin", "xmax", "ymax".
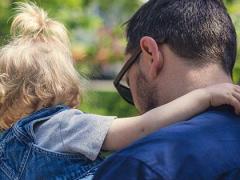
[{"xmin": 126, "ymin": 0, "xmax": 237, "ymax": 74}]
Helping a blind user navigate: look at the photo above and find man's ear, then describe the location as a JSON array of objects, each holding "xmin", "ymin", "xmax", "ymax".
[{"xmin": 140, "ymin": 36, "xmax": 164, "ymax": 80}]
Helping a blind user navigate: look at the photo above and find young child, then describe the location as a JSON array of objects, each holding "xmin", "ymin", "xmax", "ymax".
[{"xmin": 0, "ymin": 2, "xmax": 240, "ymax": 180}]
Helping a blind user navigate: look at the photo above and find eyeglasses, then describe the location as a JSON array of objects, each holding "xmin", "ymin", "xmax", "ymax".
[{"xmin": 114, "ymin": 49, "xmax": 142, "ymax": 105}]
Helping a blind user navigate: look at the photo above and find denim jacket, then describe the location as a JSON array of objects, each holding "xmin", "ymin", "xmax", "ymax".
[{"xmin": 0, "ymin": 105, "xmax": 104, "ymax": 180}]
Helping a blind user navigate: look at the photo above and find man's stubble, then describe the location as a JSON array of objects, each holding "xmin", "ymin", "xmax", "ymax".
[{"xmin": 136, "ymin": 67, "xmax": 159, "ymax": 113}]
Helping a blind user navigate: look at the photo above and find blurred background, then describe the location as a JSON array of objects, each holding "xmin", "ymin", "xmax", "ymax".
[{"xmin": 0, "ymin": 0, "xmax": 239, "ymax": 117}]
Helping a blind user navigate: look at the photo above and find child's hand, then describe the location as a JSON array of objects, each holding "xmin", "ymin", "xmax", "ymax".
[{"xmin": 204, "ymin": 83, "xmax": 240, "ymax": 114}]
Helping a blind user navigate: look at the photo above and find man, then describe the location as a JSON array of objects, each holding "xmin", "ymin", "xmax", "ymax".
[{"xmin": 94, "ymin": 0, "xmax": 240, "ymax": 179}]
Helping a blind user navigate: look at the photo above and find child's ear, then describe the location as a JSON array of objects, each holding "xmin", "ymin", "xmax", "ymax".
[{"xmin": 140, "ymin": 36, "xmax": 164, "ymax": 80}]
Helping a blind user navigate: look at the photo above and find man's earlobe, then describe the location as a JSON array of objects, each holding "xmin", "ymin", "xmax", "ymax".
[{"xmin": 149, "ymin": 55, "xmax": 163, "ymax": 79}]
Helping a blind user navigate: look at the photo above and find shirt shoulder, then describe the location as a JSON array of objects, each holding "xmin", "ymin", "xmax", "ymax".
[
  {"xmin": 34, "ymin": 108, "xmax": 116, "ymax": 160},
  {"xmin": 95, "ymin": 108, "xmax": 240, "ymax": 179},
  {"xmin": 94, "ymin": 155, "xmax": 166, "ymax": 180}
]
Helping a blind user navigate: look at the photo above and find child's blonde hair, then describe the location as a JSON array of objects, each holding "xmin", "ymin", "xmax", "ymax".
[{"xmin": 0, "ymin": 2, "xmax": 84, "ymax": 130}]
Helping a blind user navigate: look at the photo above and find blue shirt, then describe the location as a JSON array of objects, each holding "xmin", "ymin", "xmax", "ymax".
[{"xmin": 94, "ymin": 106, "xmax": 240, "ymax": 180}]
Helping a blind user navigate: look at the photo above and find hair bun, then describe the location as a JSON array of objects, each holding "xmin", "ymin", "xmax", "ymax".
[{"xmin": 11, "ymin": 2, "xmax": 69, "ymax": 45}]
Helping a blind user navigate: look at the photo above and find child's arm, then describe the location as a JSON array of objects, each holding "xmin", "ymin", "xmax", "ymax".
[{"xmin": 103, "ymin": 83, "xmax": 240, "ymax": 151}]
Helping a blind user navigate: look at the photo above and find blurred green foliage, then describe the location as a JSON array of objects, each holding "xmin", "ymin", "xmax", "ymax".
[
  {"xmin": 0, "ymin": 0, "xmax": 141, "ymax": 66},
  {"xmin": 225, "ymin": 0, "xmax": 240, "ymax": 82},
  {"xmin": 79, "ymin": 91, "xmax": 138, "ymax": 117}
]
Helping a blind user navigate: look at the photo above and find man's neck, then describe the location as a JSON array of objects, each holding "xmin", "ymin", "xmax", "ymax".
[
  {"xmin": 156, "ymin": 64, "xmax": 233, "ymax": 106},
  {"xmin": 182, "ymin": 65, "xmax": 232, "ymax": 92}
]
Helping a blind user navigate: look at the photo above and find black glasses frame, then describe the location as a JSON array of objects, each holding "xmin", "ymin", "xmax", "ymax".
[{"xmin": 114, "ymin": 49, "xmax": 142, "ymax": 105}]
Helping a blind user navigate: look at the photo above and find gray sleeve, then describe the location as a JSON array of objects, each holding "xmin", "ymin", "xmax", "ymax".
[{"xmin": 34, "ymin": 109, "xmax": 116, "ymax": 161}]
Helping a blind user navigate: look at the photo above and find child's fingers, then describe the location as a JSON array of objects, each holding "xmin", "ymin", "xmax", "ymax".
[
  {"xmin": 229, "ymin": 96, "xmax": 240, "ymax": 114},
  {"xmin": 233, "ymin": 92, "xmax": 240, "ymax": 102},
  {"xmin": 234, "ymin": 85, "xmax": 240, "ymax": 94},
  {"xmin": 233, "ymin": 92, "xmax": 240, "ymax": 113}
]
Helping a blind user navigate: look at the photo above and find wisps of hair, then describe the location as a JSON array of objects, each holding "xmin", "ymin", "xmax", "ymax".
[
  {"xmin": 0, "ymin": 2, "xmax": 84, "ymax": 130},
  {"xmin": 11, "ymin": 2, "xmax": 70, "ymax": 47}
]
